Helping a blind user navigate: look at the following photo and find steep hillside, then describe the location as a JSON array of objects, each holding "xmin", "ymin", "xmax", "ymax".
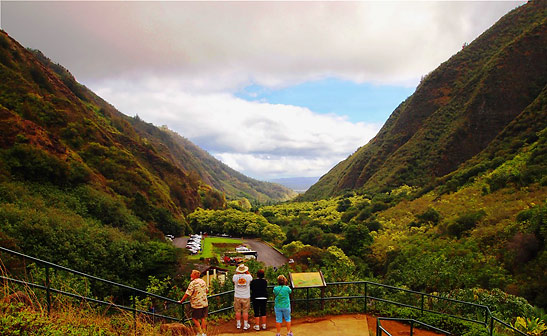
[
  {"xmin": 0, "ymin": 29, "xmax": 290, "ymax": 288},
  {"xmin": 126, "ymin": 122, "xmax": 296, "ymax": 203},
  {"xmin": 303, "ymin": 1, "xmax": 546, "ymax": 200}
]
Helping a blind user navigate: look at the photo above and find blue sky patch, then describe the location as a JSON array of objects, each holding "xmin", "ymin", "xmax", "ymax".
[{"xmin": 236, "ymin": 78, "xmax": 416, "ymax": 124}]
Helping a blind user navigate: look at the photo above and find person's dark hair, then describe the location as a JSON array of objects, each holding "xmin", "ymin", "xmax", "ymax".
[{"xmin": 257, "ymin": 269, "xmax": 265, "ymax": 279}]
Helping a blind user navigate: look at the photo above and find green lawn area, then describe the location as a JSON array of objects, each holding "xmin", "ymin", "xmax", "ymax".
[{"xmin": 188, "ymin": 236, "xmax": 243, "ymax": 260}]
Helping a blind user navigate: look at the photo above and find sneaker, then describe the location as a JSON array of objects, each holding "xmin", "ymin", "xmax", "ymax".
[
  {"xmin": 275, "ymin": 334, "xmax": 281, "ymax": 336},
  {"xmin": 236, "ymin": 321, "xmax": 241, "ymax": 329},
  {"xmin": 253, "ymin": 325, "xmax": 260, "ymax": 331},
  {"xmin": 287, "ymin": 332, "xmax": 293, "ymax": 336},
  {"xmin": 243, "ymin": 322, "xmax": 251, "ymax": 330},
  {"xmin": 262, "ymin": 324, "xmax": 267, "ymax": 330}
]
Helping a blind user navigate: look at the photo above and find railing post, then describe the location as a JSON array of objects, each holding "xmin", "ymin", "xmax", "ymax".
[
  {"xmin": 490, "ymin": 315, "xmax": 494, "ymax": 336},
  {"xmin": 420, "ymin": 294, "xmax": 424, "ymax": 316},
  {"xmin": 364, "ymin": 282, "xmax": 368, "ymax": 314},
  {"xmin": 45, "ymin": 264, "xmax": 51, "ymax": 315},
  {"xmin": 410, "ymin": 320, "xmax": 414, "ymax": 336},
  {"xmin": 306, "ymin": 288, "xmax": 310, "ymax": 314},
  {"xmin": 320, "ymin": 287, "xmax": 325, "ymax": 310},
  {"xmin": 377, "ymin": 320, "xmax": 381, "ymax": 336},
  {"xmin": 132, "ymin": 292, "xmax": 137, "ymax": 333}
]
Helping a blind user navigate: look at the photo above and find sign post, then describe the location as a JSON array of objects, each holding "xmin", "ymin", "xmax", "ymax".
[{"xmin": 288, "ymin": 271, "xmax": 327, "ymax": 312}]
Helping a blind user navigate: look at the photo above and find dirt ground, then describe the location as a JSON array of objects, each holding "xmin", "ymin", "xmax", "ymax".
[{"xmin": 202, "ymin": 314, "xmax": 445, "ymax": 336}]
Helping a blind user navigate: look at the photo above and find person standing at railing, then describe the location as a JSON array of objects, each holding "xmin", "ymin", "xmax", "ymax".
[
  {"xmin": 273, "ymin": 275, "xmax": 293, "ymax": 336},
  {"xmin": 233, "ymin": 263, "xmax": 253, "ymax": 330},
  {"xmin": 179, "ymin": 269, "xmax": 208, "ymax": 336},
  {"xmin": 250, "ymin": 269, "xmax": 268, "ymax": 331}
]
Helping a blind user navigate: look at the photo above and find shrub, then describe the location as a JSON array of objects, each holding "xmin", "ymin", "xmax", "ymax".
[
  {"xmin": 1, "ymin": 144, "xmax": 70, "ymax": 186},
  {"xmin": 446, "ymin": 210, "xmax": 486, "ymax": 238},
  {"xmin": 416, "ymin": 207, "xmax": 441, "ymax": 226}
]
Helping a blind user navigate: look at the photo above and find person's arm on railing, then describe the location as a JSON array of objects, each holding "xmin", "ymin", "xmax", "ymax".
[{"xmin": 179, "ymin": 293, "xmax": 189, "ymax": 304}]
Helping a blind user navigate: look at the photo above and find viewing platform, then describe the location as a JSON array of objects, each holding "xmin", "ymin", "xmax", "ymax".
[{"xmin": 213, "ymin": 314, "xmax": 370, "ymax": 336}]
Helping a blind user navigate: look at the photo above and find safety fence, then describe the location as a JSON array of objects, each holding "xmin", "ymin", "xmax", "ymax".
[{"xmin": 0, "ymin": 246, "xmax": 527, "ymax": 335}]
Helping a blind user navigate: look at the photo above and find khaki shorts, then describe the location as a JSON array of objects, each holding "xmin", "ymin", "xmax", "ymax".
[{"xmin": 234, "ymin": 297, "xmax": 250, "ymax": 313}]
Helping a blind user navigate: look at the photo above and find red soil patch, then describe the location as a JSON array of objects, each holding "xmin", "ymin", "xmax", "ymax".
[{"xmin": 211, "ymin": 314, "xmax": 445, "ymax": 336}]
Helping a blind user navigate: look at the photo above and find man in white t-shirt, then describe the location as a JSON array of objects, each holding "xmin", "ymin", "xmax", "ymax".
[{"xmin": 232, "ymin": 264, "xmax": 253, "ymax": 330}]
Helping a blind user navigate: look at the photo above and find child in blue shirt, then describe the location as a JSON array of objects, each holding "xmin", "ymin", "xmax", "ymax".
[{"xmin": 273, "ymin": 275, "xmax": 292, "ymax": 336}]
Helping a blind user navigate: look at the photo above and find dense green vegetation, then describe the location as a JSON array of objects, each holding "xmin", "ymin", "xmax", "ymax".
[
  {"xmin": 188, "ymin": 208, "xmax": 286, "ymax": 245},
  {"xmin": 0, "ymin": 1, "xmax": 546, "ymax": 334},
  {"xmin": 303, "ymin": 1, "xmax": 547, "ymax": 200},
  {"xmin": 0, "ymin": 27, "xmax": 293, "ymax": 303},
  {"xmin": 0, "ymin": 180, "xmax": 180, "ymax": 291}
]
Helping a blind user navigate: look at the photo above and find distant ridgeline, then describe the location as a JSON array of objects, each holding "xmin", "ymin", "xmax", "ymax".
[
  {"xmin": 302, "ymin": 0, "xmax": 547, "ymax": 200},
  {"xmin": 0, "ymin": 29, "xmax": 293, "ymax": 288}
]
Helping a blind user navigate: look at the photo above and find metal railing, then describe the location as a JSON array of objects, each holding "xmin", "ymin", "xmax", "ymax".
[
  {"xmin": 0, "ymin": 246, "xmax": 235, "ymax": 324},
  {"xmin": 377, "ymin": 317, "xmax": 451, "ymax": 336},
  {"xmin": 0, "ymin": 246, "xmax": 528, "ymax": 335}
]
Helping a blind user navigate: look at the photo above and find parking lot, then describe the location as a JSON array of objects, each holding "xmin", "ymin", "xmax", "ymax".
[{"xmin": 172, "ymin": 236, "xmax": 287, "ymax": 267}]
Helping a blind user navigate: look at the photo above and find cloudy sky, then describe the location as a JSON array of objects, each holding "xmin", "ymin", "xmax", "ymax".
[{"xmin": 1, "ymin": 1, "xmax": 524, "ymax": 180}]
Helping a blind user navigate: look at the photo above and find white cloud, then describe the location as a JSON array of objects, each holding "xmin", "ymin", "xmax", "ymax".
[
  {"xmin": 4, "ymin": 1, "xmax": 523, "ymax": 90},
  {"xmin": 95, "ymin": 79, "xmax": 380, "ymax": 180},
  {"xmin": 3, "ymin": 0, "xmax": 524, "ymax": 179}
]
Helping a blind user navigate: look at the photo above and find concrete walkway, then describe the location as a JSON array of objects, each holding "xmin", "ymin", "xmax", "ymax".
[{"xmin": 214, "ymin": 314, "xmax": 370, "ymax": 336}]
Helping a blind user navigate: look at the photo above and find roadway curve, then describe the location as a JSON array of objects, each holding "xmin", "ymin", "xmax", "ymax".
[
  {"xmin": 243, "ymin": 238, "xmax": 287, "ymax": 268},
  {"xmin": 172, "ymin": 237, "xmax": 287, "ymax": 267}
]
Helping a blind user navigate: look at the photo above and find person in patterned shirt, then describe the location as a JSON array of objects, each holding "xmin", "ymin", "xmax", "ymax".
[{"xmin": 179, "ymin": 270, "xmax": 209, "ymax": 336}]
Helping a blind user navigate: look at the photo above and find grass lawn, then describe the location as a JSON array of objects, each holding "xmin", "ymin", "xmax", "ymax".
[{"xmin": 188, "ymin": 236, "xmax": 243, "ymax": 260}]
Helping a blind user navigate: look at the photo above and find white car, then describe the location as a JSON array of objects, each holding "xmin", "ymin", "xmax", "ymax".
[{"xmin": 235, "ymin": 246, "xmax": 250, "ymax": 252}]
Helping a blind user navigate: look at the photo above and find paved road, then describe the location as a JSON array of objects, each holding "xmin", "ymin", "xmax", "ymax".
[
  {"xmin": 243, "ymin": 238, "xmax": 287, "ymax": 268},
  {"xmin": 172, "ymin": 237, "xmax": 287, "ymax": 267},
  {"xmin": 172, "ymin": 237, "xmax": 189, "ymax": 249}
]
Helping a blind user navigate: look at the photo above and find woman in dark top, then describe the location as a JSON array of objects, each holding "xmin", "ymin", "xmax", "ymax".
[{"xmin": 250, "ymin": 269, "xmax": 268, "ymax": 330}]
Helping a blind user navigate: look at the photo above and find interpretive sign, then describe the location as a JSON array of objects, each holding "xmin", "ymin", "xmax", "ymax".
[{"xmin": 289, "ymin": 271, "xmax": 326, "ymax": 288}]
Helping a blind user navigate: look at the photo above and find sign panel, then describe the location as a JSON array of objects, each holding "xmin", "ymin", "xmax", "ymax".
[{"xmin": 289, "ymin": 271, "xmax": 326, "ymax": 288}]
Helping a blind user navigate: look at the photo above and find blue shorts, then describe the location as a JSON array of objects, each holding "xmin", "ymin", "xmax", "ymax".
[{"xmin": 274, "ymin": 307, "xmax": 291, "ymax": 323}]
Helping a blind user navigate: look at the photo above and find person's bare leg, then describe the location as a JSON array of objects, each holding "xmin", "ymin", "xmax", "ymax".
[
  {"xmin": 287, "ymin": 321, "xmax": 292, "ymax": 332},
  {"xmin": 192, "ymin": 318, "xmax": 202, "ymax": 334},
  {"xmin": 202, "ymin": 318, "xmax": 207, "ymax": 334},
  {"xmin": 235, "ymin": 311, "xmax": 241, "ymax": 328},
  {"xmin": 276, "ymin": 322, "xmax": 281, "ymax": 333}
]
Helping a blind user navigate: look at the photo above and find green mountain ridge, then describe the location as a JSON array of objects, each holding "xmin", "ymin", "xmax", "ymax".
[
  {"xmin": 0, "ymin": 30, "xmax": 294, "ymax": 206},
  {"xmin": 0, "ymin": 28, "xmax": 293, "ymax": 289},
  {"xmin": 302, "ymin": 1, "xmax": 547, "ymax": 200}
]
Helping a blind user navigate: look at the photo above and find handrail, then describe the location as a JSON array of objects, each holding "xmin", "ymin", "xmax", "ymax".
[
  {"xmin": 377, "ymin": 317, "xmax": 451, "ymax": 336},
  {"xmin": 0, "ymin": 247, "xmax": 178, "ymax": 304},
  {"xmin": 491, "ymin": 316, "xmax": 528, "ymax": 336},
  {"xmin": 330, "ymin": 280, "xmax": 489, "ymax": 310},
  {"xmin": 0, "ymin": 246, "xmax": 527, "ymax": 335}
]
